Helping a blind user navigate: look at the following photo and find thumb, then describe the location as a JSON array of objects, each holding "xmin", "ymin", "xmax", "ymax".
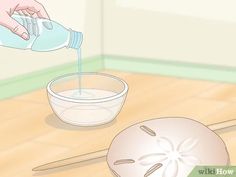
[{"xmin": 0, "ymin": 14, "xmax": 29, "ymax": 40}]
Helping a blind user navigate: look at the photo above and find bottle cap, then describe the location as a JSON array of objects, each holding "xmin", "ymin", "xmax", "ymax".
[{"xmin": 68, "ymin": 30, "xmax": 83, "ymax": 49}]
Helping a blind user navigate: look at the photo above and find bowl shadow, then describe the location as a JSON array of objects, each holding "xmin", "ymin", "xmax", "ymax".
[{"xmin": 45, "ymin": 113, "xmax": 117, "ymax": 131}]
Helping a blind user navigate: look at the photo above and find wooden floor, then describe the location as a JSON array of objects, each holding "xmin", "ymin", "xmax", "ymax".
[{"xmin": 0, "ymin": 70, "xmax": 236, "ymax": 177}]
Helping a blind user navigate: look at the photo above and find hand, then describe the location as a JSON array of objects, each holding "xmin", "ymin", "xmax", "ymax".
[{"xmin": 0, "ymin": 0, "xmax": 50, "ymax": 40}]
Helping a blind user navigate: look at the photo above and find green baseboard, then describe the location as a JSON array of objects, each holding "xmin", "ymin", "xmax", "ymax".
[
  {"xmin": 104, "ymin": 55, "xmax": 236, "ymax": 83},
  {"xmin": 0, "ymin": 56, "xmax": 104, "ymax": 100},
  {"xmin": 1, "ymin": 55, "xmax": 236, "ymax": 100}
]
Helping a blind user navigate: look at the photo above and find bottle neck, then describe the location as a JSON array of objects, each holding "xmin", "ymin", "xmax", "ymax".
[{"xmin": 68, "ymin": 30, "xmax": 83, "ymax": 50}]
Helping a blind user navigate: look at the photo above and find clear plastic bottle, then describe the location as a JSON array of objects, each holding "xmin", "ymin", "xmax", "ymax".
[{"xmin": 0, "ymin": 14, "xmax": 83, "ymax": 51}]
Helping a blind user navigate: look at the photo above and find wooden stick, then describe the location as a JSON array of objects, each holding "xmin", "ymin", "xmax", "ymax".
[
  {"xmin": 33, "ymin": 119, "xmax": 236, "ymax": 172},
  {"xmin": 208, "ymin": 119, "xmax": 236, "ymax": 131},
  {"xmin": 32, "ymin": 149, "xmax": 108, "ymax": 171}
]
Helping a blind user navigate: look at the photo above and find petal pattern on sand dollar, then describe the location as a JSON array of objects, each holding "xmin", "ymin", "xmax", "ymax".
[
  {"xmin": 139, "ymin": 153, "xmax": 167, "ymax": 166},
  {"xmin": 138, "ymin": 137, "xmax": 199, "ymax": 177},
  {"xmin": 162, "ymin": 160, "xmax": 178, "ymax": 177},
  {"xmin": 179, "ymin": 155, "xmax": 200, "ymax": 166},
  {"xmin": 156, "ymin": 137, "xmax": 174, "ymax": 153},
  {"xmin": 177, "ymin": 138, "xmax": 198, "ymax": 153}
]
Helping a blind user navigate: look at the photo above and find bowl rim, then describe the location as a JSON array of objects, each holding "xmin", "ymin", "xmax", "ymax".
[{"xmin": 47, "ymin": 72, "xmax": 129, "ymax": 103}]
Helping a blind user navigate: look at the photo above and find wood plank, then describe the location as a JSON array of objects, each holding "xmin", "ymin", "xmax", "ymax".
[
  {"xmin": 0, "ymin": 104, "xmax": 53, "ymax": 151},
  {"xmin": 157, "ymin": 97, "xmax": 228, "ymax": 124},
  {"xmin": 31, "ymin": 148, "xmax": 111, "ymax": 177},
  {"xmin": 0, "ymin": 99, "xmax": 47, "ymax": 122},
  {"xmin": 0, "ymin": 142, "xmax": 69, "ymax": 177},
  {"xmin": 13, "ymin": 160, "xmax": 112, "ymax": 177},
  {"xmin": 217, "ymin": 129, "xmax": 236, "ymax": 164},
  {"xmin": 13, "ymin": 88, "xmax": 48, "ymax": 104},
  {"xmin": 198, "ymin": 83, "xmax": 236, "ymax": 102},
  {"xmin": 204, "ymin": 103, "xmax": 236, "ymax": 125}
]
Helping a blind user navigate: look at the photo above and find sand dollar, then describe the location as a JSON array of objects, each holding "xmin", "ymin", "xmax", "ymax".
[{"xmin": 107, "ymin": 117, "xmax": 229, "ymax": 177}]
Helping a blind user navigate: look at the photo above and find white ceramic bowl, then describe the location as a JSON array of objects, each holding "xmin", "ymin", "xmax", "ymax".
[{"xmin": 47, "ymin": 73, "xmax": 128, "ymax": 126}]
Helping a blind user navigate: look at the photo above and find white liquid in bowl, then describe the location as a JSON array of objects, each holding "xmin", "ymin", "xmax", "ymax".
[
  {"xmin": 59, "ymin": 89, "xmax": 116, "ymax": 99},
  {"xmin": 49, "ymin": 89, "xmax": 125, "ymax": 126}
]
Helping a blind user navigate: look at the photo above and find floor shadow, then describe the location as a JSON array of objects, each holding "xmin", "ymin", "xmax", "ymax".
[
  {"xmin": 33, "ymin": 157, "xmax": 107, "ymax": 176},
  {"xmin": 45, "ymin": 114, "xmax": 117, "ymax": 131}
]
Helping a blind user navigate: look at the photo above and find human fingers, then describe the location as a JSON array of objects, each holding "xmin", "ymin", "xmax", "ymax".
[
  {"xmin": 25, "ymin": 0, "xmax": 50, "ymax": 20},
  {"xmin": 0, "ymin": 13, "xmax": 29, "ymax": 40}
]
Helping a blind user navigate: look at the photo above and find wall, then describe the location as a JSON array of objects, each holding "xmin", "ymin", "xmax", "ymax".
[
  {"xmin": 2, "ymin": 0, "xmax": 236, "ymax": 81},
  {"xmin": 103, "ymin": 0, "xmax": 236, "ymax": 67},
  {"xmin": 117, "ymin": 0, "xmax": 236, "ymax": 23},
  {"xmin": 0, "ymin": 0, "xmax": 102, "ymax": 80}
]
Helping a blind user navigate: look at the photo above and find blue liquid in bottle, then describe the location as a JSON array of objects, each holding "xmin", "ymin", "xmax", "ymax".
[{"xmin": 0, "ymin": 15, "xmax": 83, "ymax": 51}]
